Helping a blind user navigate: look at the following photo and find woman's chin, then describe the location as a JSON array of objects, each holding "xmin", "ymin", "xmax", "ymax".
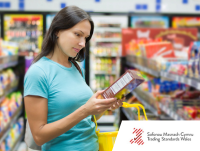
[{"xmin": 69, "ymin": 54, "xmax": 77, "ymax": 58}]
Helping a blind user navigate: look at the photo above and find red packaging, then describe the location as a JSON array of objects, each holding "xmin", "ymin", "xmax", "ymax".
[{"xmin": 143, "ymin": 42, "xmax": 175, "ymax": 58}]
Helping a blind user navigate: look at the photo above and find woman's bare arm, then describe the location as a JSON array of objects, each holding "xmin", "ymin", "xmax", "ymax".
[{"xmin": 25, "ymin": 95, "xmax": 89, "ymax": 146}]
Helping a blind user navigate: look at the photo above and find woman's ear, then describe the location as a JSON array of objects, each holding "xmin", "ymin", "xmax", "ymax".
[{"xmin": 55, "ymin": 31, "xmax": 60, "ymax": 39}]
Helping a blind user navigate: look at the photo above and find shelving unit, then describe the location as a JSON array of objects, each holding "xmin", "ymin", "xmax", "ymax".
[
  {"xmin": 125, "ymin": 56, "xmax": 198, "ymax": 121},
  {"xmin": 94, "ymin": 38, "xmax": 121, "ymax": 43},
  {"xmin": 97, "ymin": 115, "xmax": 115, "ymax": 124},
  {"xmin": 161, "ymin": 71, "xmax": 200, "ymax": 90},
  {"xmin": 11, "ymin": 132, "xmax": 24, "ymax": 151},
  {"xmin": 127, "ymin": 60, "xmax": 200, "ymax": 90},
  {"xmin": 0, "ymin": 60, "xmax": 18, "ymax": 71},
  {"xmin": 0, "ymin": 55, "xmax": 23, "ymax": 150},
  {"xmin": 94, "ymin": 55, "xmax": 118, "ymax": 58},
  {"xmin": 131, "ymin": 91, "xmax": 159, "ymax": 116},
  {"xmin": 94, "ymin": 71, "xmax": 117, "ymax": 75},
  {"xmin": 90, "ymin": 16, "xmax": 128, "ymax": 128},
  {"xmin": 0, "ymin": 86, "xmax": 18, "ymax": 104},
  {"xmin": 121, "ymin": 90, "xmax": 184, "ymax": 121},
  {"xmin": 121, "ymin": 108, "xmax": 137, "ymax": 120},
  {"xmin": 159, "ymin": 103, "xmax": 184, "ymax": 120},
  {"xmin": 0, "ymin": 105, "xmax": 23, "ymax": 144},
  {"xmin": 94, "ymin": 27, "xmax": 121, "ymax": 33},
  {"xmin": 126, "ymin": 61, "xmax": 160, "ymax": 77}
]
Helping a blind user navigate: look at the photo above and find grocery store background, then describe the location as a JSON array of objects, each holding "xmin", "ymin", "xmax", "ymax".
[{"xmin": 1, "ymin": 0, "xmax": 200, "ymax": 150}]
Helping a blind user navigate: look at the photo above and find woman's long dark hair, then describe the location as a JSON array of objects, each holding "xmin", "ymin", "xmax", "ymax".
[{"xmin": 34, "ymin": 6, "xmax": 94, "ymax": 63}]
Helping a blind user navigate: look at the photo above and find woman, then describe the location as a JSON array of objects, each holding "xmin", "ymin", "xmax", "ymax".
[{"xmin": 24, "ymin": 6, "xmax": 124, "ymax": 151}]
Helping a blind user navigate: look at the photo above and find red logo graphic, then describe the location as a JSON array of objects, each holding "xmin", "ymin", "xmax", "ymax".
[{"xmin": 130, "ymin": 128, "xmax": 144, "ymax": 145}]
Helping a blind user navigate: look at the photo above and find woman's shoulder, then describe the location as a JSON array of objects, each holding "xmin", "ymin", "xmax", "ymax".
[{"xmin": 25, "ymin": 57, "xmax": 51, "ymax": 78}]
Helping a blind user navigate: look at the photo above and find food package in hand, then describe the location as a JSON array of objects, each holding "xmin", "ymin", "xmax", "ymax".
[{"xmin": 99, "ymin": 70, "xmax": 145, "ymax": 99}]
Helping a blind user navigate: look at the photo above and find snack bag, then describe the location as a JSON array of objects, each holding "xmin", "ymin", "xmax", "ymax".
[{"xmin": 99, "ymin": 70, "xmax": 144, "ymax": 99}]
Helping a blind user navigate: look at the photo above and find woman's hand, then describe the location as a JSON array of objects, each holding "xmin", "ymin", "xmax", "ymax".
[
  {"xmin": 108, "ymin": 97, "xmax": 126, "ymax": 110},
  {"xmin": 84, "ymin": 90, "xmax": 117, "ymax": 115}
]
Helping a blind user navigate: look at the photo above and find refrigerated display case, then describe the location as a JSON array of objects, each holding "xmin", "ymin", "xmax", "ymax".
[
  {"xmin": 131, "ymin": 16, "xmax": 169, "ymax": 28},
  {"xmin": 3, "ymin": 14, "xmax": 43, "ymax": 56},
  {"xmin": 90, "ymin": 15, "xmax": 128, "ymax": 92},
  {"xmin": 90, "ymin": 15, "xmax": 128, "ymax": 129}
]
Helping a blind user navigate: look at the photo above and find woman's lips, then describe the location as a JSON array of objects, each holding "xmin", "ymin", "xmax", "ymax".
[{"xmin": 73, "ymin": 48, "xmax": 80, "ymax": 53}]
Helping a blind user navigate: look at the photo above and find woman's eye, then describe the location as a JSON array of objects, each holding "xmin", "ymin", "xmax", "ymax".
[{"xmin": 75, "ymin": 33, "xmax": 80, "ymax": 36}]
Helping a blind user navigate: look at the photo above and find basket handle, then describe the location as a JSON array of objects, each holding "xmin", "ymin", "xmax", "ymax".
[
  {"xmin": 122, "ymin": 102, "xmax": 148, "ymax": 120},
  {"xmin": 93, "ymin": 115, "xmax": 99, "ymax": 132},
  {"xmin": 93, "ymin": 103, "xmax": 148, "ymax": 132}
]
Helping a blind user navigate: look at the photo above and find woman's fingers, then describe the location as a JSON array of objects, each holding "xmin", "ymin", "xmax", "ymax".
[
  {"xmin": 111, "ymin": 97, "xmax": 125, "ymax": 109},
  {"xmin": 100, "ymin": 96, "xmax": 126, "ymax": 111}
]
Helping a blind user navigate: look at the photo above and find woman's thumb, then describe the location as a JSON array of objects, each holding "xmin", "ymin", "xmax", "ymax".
[{"xmin": 94, "ymin": 90, "xmax": 104, "ymax": 98}]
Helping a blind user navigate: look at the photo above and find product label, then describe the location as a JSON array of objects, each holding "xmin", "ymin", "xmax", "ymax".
[{"xmin": 110, "ymin": 72, "xmax": 132, "ymax": 94}]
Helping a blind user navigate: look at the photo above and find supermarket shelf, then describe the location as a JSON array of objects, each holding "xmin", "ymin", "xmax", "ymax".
[
  {"xmin": 94, "ymin": 55, "xmax": 118, "ymax": 58},
  {"xmin": 0, "ymin": 86, "xmax": 18, "ymax": 104},
  {"xmin": 94, "ymin": 71, "xmax": 117, "ymax": 75},
  {"xmin": 131, "ymin": 91, "xmax": 159, "ymax": 116},
  {"xmin": 95, "ymin": 38, "xmax": 121, "ymax": 43},
  {"xmin": 122, "ymin": 108, "xmax": 137, "ymax": 120},
  {"xmin": 11, "ymin": 132, "xmax": 24, "ymax": 151},
  {"xmin": 0, "ymin": 61, "xmax": 18, "ymax": 71},
  {"xmin": 159, "ymin": 103, "xmax": 184, "ymax": 120},
  {"xmin": 161, "ymin": 71, "xmax": 200, "ymax": 90},
  {"xmin": 97, "ymin": 115, "xmax": 115, "ymax": 124},
  {"xmin": 94, "ymin": 27, "xmax": 121, "ymax": 32},
  {"xmin": 126, "ymin": 61, "xmax": 200, "ymax": 89},
  {"xmin": 0, "ymin": 105, "xmax": 23, "ymax": 144},
  {"xmin": 97, "ymin": 126, "xmax": 117, "ymax": 132},
  {"xmin": 126, "ymin": 61, "xmax": 160, "ymax": 77}
]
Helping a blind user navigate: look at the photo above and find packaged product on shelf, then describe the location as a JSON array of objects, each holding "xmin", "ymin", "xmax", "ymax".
[
  {"xmin": 142, "ymin": 42, "xmax": 175, "ymax": 59},
  {"xmin": 4, "ymin": 14, "xmax": 43, "ymax": 54},
  {"xmin": 94, "ymin": 75, "xmax": 116, "ymax": 90},
  {"xmin": 180, "ymin": 91, "xmax": 200, "ymax": 99},
  {"xmin": 0, "ymin": 118, "xmax": 24, "ymax": 151},
  {"xmin": 94, "ymin": 31, "xmax": 121, "ymax": 38},
  {"xmin": 188, "ymin": 41, "xmax": 200, "ymax": 79},
  {"xmin": 167, "ymin": 64, "xmax": 187, "ymax": 75},
  {"xmin": 122, "ymin": 28, "xmax": 198, "ymax": 56},
  {"xmin": 99, "ymin": 70, "xmax": 144, "ymax": 99},
  {"xmin": 0, "ymin": 92, "xmax": 22, "ymax": 134},
  {"xmin": 1, "ymin": 41, "xmax": 19, "ymax": 56}
]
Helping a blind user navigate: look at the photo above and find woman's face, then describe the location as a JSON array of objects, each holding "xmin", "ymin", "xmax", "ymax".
[{"xmin": 56, "ymin": 20, "xmax": 91, "ymax": 58}]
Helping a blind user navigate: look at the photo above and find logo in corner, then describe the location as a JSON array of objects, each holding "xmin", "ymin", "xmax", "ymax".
[{"xmin": 130, "ymin": 128, "xmax": 144, "ymax": 145}]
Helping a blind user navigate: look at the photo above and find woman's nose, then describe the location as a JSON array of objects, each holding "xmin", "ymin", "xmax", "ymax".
[{"xmin": 79, "ymin": 41, "xmax": 85, "ymax": 48}]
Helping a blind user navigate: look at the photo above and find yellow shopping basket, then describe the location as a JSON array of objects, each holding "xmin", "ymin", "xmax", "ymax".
[{"xmin": 93, "ymin": 102, "xmax": 148, "ymax": 151}]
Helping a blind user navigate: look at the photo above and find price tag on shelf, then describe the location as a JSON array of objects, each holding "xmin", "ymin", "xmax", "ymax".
[
  {"xmin": 191, "ymin": 79, "xmax": 197, "ymax": 87},
  {"xmin": 174, "ymin": 114, "xmax": 178, "ymax": 120},
  {"xmin": 167, "ymin": 108, "xmax": 170, "ymax": 115},
  {"xmin": 163, "ymin": 105, "xmax": 167, "ymax": 112},
  {"xmin": 159, "ymin": 103, "xmax": 163, "ymax": 110},
  {"xmin": 197, "ymin": 83, "xmax": 200, "ymax": 90},
  {"xmin": 175, "ymin": 75, "xmax": 179, "ymax": 81},
  {"xmin": 169, "ymin": 74, "xmax": 174, "ymax": 79},
  {"xmin": 187, "ymin": 79, "xmax": 192, "ymax": 85},
  {"xmin": 171, "ymin": 112, "xmax": 174, "ymax": 118},
  {"xmin": 180, "ymin": 77, "xmax": 184, "ymax": 83}
]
